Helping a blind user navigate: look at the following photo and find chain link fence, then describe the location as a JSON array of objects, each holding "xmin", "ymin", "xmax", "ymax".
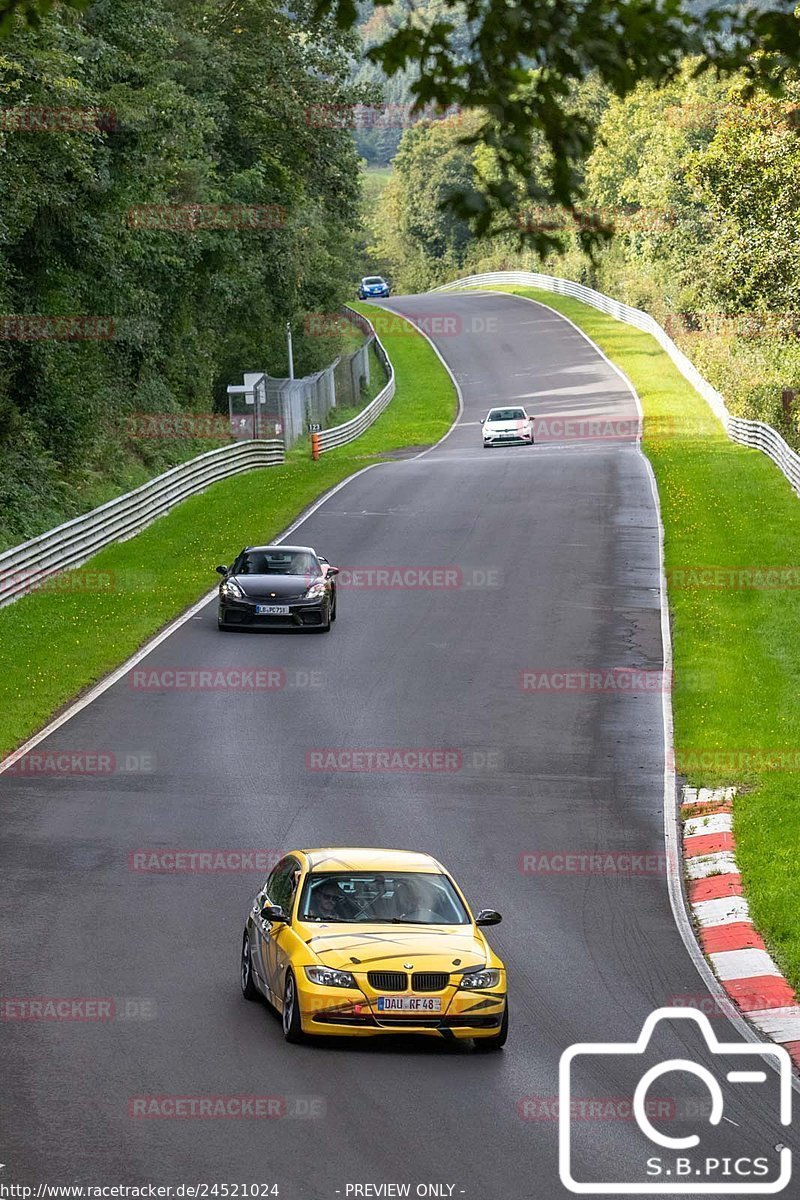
[{"xmin": 227, "ymin": 309, "xmax": 374, "ymax": 448}]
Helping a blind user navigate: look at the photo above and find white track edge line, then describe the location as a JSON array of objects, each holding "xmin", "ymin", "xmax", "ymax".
[
  {"xmin": 0, "ymin": 464, "xmax": 385, "ymax": 777},
  {"xmin": 480, "ymin": 287, "xmax": 797, "ymax": 1070},
  {"xmin": 365, "ymin": 300, "xmax": 464, "ymax": 460},
  {"xmin": 0, "ymin": 307, "xmax": 464, "ymax": 776}
]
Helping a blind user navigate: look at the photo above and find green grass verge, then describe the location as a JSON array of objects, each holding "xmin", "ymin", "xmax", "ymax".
[
  {"xmin": 0, "ymin": 303, "xmax": 456, "ymax": 759},
  {"xmin": 482, "ymin": 283, "xmax": 800, "ymax": 992}
]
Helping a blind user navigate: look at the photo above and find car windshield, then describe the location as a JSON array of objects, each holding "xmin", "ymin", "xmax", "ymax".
[
  {"xmin": 298, "ymin": 871, "xmax": 469, "ymax": 924},
  {"xmin": 235, "ymin": 550, "xmax": 321, "ymax": 576},
  {"xmin": 487, "ymin": 409, "xmax": 526, "ymax": 422},
  {"xmin": 364, "ymin": 277, "xmax": 384, "ymax": 285}
]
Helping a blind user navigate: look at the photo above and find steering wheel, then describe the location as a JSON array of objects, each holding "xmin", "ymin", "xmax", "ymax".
[{"xmin": 399, "ymin": 906, "xmax": 438, "ymax": 922}]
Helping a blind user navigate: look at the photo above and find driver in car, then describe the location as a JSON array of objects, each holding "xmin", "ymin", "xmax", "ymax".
[{"xmin": 308, "ymin": 879, "xmax": 357, "ymax": 921}]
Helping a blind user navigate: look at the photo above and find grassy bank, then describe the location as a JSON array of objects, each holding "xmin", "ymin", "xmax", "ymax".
[
  {"xmin": 485, "ymin": 283, "xmax": 800, "ymax": 991},
  {"xmin": 0, "ymin": 304, "xmax": 456, "ymax": 758}
]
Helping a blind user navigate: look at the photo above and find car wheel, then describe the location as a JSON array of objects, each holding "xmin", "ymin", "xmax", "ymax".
[
  {"xmin": 281, "ymin": 970, "xmax": 304, "ymax": 1043},
  {"xmin": 240, "ymin": 931, "xmax": 259, "ymax": 1001},
  {"xmin": 473, "ymin": 1001, "xmax": 508, "ymax": 1051},
  {"xmin": 483, "ymin": 442, "xmax": 491, "ymax": 450},
  {"xmin": 331, "ymin": 595, "xmax": 337, "ymax": 622},
  {"xmin": 318, "ymin": 602, "xmax": 332, "ymax": 632}
]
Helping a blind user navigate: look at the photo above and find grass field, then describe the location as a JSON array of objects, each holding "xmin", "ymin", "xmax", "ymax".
[
  {"xmin": 0, "ymin": 303, "xmax": 455, "ymax": 759},
  {"xmin": 487, "ymin": 283, "xmax": 800, "ymax": 992}
]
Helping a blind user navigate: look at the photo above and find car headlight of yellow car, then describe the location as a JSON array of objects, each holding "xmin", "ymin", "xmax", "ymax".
[
  {"xmin": 304, "ymin": 965, "xmax": 357, "ymax": 988},
  {"xmin": 458, "ymin": 968, "xmax": 502, "ymax": 990}
]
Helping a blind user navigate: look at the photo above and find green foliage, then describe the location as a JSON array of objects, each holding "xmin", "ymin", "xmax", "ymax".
[
  {"xmin": 0, "ymin": 0, "xmax": 369, "ymax": 547},
  {"xmin": 318, "ymin": 0, "xmax": 800, "ymax": 246},
  {"xmin": 496, "ymin": 282, "xmax": 800, "ymax": 988},
  {"xmin": 0, "ymin": 304, "xmax": 456, "ymax": 755}
]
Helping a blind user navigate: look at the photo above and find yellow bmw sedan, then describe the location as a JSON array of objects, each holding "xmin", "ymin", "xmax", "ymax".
[{"xmin": 239, "ymin": 848, "xmax": 508, "ymax": 1049}]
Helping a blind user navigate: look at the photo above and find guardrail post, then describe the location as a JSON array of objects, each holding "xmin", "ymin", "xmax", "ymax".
[{"xmin": 311, "ymin": 431, "xmax": 321, "ymax": 460}]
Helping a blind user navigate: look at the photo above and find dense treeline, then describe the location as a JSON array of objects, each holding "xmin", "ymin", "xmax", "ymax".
[
  {"xmin": 0, "ymin": 0, "xmax": 367, "ymax": 547},
  {"xmin": 367, "ymin": 63, "xmax": 800, "ymax": 445}
]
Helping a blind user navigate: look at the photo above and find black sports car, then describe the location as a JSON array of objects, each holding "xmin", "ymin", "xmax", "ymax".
[{"xmin": 217, "ymin": 545, "xmax": 338, "ymax": 632}]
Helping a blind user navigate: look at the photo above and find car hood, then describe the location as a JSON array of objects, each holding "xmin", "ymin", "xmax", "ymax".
[
  {"xmin": 484, "ymin": 419, "xmax": 529, "ymax": 431},
  {"xmin": 298, "ymin": 922, "xmax": 489, "ymax": 972},
  {"xmin": 228, "ymin": 574, "xmax": 319, "ymax": 599}
]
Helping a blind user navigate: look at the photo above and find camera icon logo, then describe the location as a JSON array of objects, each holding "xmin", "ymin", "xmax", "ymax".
[{"xmin": 559, "ymin": 1007, "xmax": 793, "ymax": 1194}]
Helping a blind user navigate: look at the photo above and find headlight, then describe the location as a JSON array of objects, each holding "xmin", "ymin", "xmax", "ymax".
[
  {"xmin": 458, "ymin": 968, "xmax": 502, "ymax": 990},
  {"xmin": 221, "ymin": 579, "xmax": 244, "ymax": 599},
  {"xmin": 304, "ymin": 966, "xmax": 357, "ymax": 988},
  {"xmin": 305, "ymin": 580, "xmax": 327, "ymax": 599}
]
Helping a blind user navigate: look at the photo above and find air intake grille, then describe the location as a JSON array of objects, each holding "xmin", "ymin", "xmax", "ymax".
[
  {"xmin": 367, "ymin": 971, "xmax": 407, "ymax": 991},
  {"xmin": 412, "ymin": 972, "xmax": 449, "ymax": 992}
]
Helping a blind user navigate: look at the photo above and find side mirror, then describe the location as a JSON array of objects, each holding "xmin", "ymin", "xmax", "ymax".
[
  {"xmin": 326, "ymin": 566, "xmax": 340, "ymax": 577},
  {"xmin": 216, "ymin": 565, "xmax": 228, "ymax": 576},
  {"xmin": 475, "ymin": 909, "xmax": 502, "ymax": 927},
  {"xmin": 261, "ymin": 904, "xmax": 288, "ymax": 924}
]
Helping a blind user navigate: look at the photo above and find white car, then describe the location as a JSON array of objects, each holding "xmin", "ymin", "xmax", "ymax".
[{"xmin": 482, "ymin": 406, "xmax": 534, "ymax": 448}]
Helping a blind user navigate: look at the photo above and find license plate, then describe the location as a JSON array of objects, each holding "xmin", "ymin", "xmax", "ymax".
[
  {"xmin": 377, "ymin": 996, "xmax": 442, "ymax": 1012},
  {"xmin": 255, "ymin": 604, "xmax": 290, "ymax": 615}
]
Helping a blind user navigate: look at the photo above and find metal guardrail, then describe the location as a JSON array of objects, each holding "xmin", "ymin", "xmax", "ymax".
[
  {"xmin": 312, "ymin": 305, "xmax": 395, "ymax": 455},
  {"xmin": 0, "ymin": 439, "xmax": 284, "ymax": 607},
  {"xmin": 434, "ymin": 271, "xmax": 800, "ymax": 497}
]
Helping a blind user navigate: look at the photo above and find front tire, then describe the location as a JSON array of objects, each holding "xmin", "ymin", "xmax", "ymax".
[
  {"xmin": 240, "ymin": 932, "xmax": 259, "ymax": 1001},
  {"xmin": 473, "ymin": 1001, "xmax": 508, "ymax": 1051},
  {"xmin": 282, "ymin": 970, "xmax": 305, "ymax": 1043}
]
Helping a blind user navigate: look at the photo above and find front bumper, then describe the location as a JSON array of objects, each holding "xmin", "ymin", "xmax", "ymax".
[
  {"xmin": 219, "ymin": 595, "xmax": 329, "ymax": 629},
  {"xmin": 296, "ymin": 975, "xmax": 506, "ymax": 1039},
  {"xmin": 483, "ymin": 431, "xmax": 534, "ymax": 446}
]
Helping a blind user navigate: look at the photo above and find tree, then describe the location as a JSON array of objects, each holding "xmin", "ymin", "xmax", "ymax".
[{"xmin": 317, "ymin": 0, "xmax": 800, "ymax": 247}]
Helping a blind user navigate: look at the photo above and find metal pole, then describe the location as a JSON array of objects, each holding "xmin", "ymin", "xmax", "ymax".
[{"xmin": 286, "ymin": 321, "xmax": 294, "ymax": 380}]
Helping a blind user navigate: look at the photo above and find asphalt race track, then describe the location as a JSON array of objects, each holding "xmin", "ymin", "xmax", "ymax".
[{"xmin": 2, "ymin": 291, "xmax": 795, "ymax": 1197}]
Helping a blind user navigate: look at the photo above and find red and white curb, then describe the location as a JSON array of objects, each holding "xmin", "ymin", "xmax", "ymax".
[{"xmin": 681, "ymin": 785, "xmax": 800, "ymax": 1068}]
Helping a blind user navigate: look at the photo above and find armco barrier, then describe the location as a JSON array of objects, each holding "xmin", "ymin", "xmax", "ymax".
[
  {"xmin": 0, "ymin": 439, "xmax": 284, "ymax": 607},
  {"xmin": 433, "ymin": 271, "xmax": 800, "ymax": 497},
  {"xmin": 313, "ymin": 305, "xmax": 395, "ymax": 454}
]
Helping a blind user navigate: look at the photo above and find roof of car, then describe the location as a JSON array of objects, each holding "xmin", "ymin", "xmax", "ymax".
[
  {"xmin": 243, "ymin": 544, "xmax": 317, "ymax": 554},
  {"xmin": 299, "ymin": 848, "xmax": 445, "ymax": 873}
]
